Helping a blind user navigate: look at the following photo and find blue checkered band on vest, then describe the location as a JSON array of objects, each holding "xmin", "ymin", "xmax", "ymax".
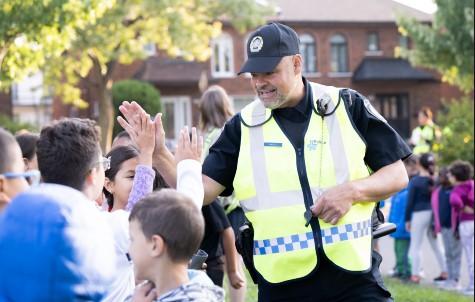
[
  {"xmin": 321, "ymin": 219, "xmax": 371, "ymax": 244},
  {"xmin": 253, "ymin": 219, "xmax": 372, "ymax": 255}
]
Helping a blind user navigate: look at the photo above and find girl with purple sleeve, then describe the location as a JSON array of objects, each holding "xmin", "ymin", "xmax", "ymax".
[{"xmin": 448, "ymin": 160, "xmax": 474, "ymax": 296}]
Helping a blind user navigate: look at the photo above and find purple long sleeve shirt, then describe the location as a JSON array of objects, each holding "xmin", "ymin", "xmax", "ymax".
[
  {"xmin": 125, "ymin": 165, "xmax": 156, "ymax": 212},
  {"xmin": 450, "ymin": 179, "xmax": 474, "ymax": 224}
]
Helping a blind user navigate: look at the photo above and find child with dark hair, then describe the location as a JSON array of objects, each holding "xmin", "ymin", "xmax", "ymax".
[
  {"xmin": 126, "ymin": 189, "xmax": 224, "ymax": 302},
  {"xmin": 405, "ymin": 152, "xmax": 447, "ymax": 284},
  {"xmin": 0, "ymin": 128, "xmax": 33, "ymax": 211},
  {"xmin": 15, "ymin": 132, "xmax": 40, "ymax": 171},
  {"xmin": 1, "ymin": 119, "xmax": 117, "ymax": 301},
  {"xmin": 432, "ymin": 166, "xmax": 462, "ymax": 291},
  {"xmin": 102, "ymin": 116, "xmax": 204, "ymax": 302},
  {"xmin": 448, "ymin": 160, "xmax": 474, "ymax": 296},
  {"xmin": 388, "ymin": 154, "xmax": 418, "ymax": 280}
]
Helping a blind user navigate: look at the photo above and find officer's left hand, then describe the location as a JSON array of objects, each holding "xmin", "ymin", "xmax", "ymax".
[{"xmin": 310, "ymin": 182, "xmax": 355, "ymax": 225}]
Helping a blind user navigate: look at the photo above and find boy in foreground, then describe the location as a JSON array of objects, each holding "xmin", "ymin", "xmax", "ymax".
[{"xmin": 126, "ymin": 189, "xmax": 225, "ymax": 302}]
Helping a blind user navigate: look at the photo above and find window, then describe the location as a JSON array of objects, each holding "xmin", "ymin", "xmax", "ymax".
[
  {"xmin": 330, "ymin": 34, "xmax": 348, "ymax": 72},
  {"xmin": 367, "ymin": 32, "xmax": 379, "ymax": 51},
  {"xmin": 161, "ymin": 96, "xmax": 192, "ymax": 147},
  {"xmin": 211, "ymin": 33, "xmax": 234, "ymax": 77},
  {"xmin": 231, "ymin": 95, "xmax": 255, "ymax": 112},
  {"xmin": 143, "ymin": 42, "xmax": 156, "ymax": 56},
  {"xmin": 374, "ymin": 94, "xmax": 410, "ymax": 137},
  {"xmin": 299, "ymin": 34, "xmax": 317, "ymax": 74},
  {"xmin": 398, "ymin": 34, "xmax": 410, "ymax": 50}
]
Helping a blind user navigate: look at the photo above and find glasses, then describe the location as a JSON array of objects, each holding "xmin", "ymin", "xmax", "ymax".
[
  {"xmin": 92, "ymin": 156, "xmax": 111, "ymax": 171},
  {"xmin": 1, "ymin": 170, "xmax": 41, "ymax": 186}
]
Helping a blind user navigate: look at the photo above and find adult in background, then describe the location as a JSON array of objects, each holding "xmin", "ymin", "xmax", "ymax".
[
  {"xmin": 119, "ymin": 22, "xmax": 410, "ymax": 301},
  {"xmin": 410, "ymin": 106, "xmax": 441, "ymax": 155}
]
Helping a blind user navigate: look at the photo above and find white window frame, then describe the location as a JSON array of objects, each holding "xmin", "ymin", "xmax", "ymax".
[
  {"xmin": 299, "ymin": 33, "xmax": 318, "ymax": 75},
  {"xmin": 161, "ymin": 96, "xmax": 192, "ymax": 147},
  {"xmin": 211, "ymin": 33, "xmax": 234, "ymax": 78}
]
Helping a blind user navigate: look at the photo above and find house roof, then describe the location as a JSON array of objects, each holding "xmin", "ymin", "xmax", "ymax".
[
  {"xmin": 269, "ymin": 0, "xmax": 432, "ymax": 23},
  {"xmin": 134, "ymin": 57, "xmax": 204, "ymax": 84},
  {"xmin": 353, "ymin": 58, "xmax": 437, "ymax": 81}
]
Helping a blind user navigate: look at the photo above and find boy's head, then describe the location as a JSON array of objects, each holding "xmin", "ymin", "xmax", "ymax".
[
  {"xmin": 448, "ymin": 160, "xmax": 473, "ymax": 183},
  {"xmin": 15, "ymin": 132, "xmax": 40, "ymax": 171},
  {"xmin": 0, "ymin": 128, "xmax": 29, "ymax": 208},
  {"xmin": 128, "ymin": 189, "xmax": 204, "ymax": 280},
  {"xmin": 36, "ymin": 118, "xmax": 104, "ymax": 199}
]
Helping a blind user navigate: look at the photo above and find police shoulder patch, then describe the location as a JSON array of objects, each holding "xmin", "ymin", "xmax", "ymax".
[{"xmin": 363, "ymin": 98, "xmax": 387, "ymax": 123}]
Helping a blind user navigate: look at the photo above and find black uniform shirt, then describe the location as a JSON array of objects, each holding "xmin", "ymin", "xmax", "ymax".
[{"xmin": 202, "ymin": 77, "xmax": 412, "ymax": 196}]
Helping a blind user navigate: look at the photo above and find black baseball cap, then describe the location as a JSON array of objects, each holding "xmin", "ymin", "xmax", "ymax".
[{"xmin": 238, "ymin": 22, "xmax": 300, "ymax": 75}]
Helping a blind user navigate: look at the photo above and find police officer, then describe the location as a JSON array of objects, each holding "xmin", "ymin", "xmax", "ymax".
[
  {"xmin": 410, "ymin": 106, "xmax": 440, "ymax": 154},
  {"xmin": 119, "ymin": 22, "xmax": 411, "ymax": 302}
]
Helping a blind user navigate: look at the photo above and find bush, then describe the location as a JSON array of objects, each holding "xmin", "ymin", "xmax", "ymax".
[
  {"xmin": 436, "ymin": 97, "xmax": 474, "ymax": 167},
  {"xmin": 111, "ymin": 80, "xmax": 161, "ymax": 137},
  {"xmin": 0, "ymin": 114, "xmax": 38, "ymax": 134}
]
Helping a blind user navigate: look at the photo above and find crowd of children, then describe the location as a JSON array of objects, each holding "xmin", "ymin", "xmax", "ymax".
[
  {"xmin": 0, "ymin": 112, "xmax": 225, "ymax": 301},
  {"xmin": 387, "ymin": 151, "xmax": 474, "ymax": 296}
]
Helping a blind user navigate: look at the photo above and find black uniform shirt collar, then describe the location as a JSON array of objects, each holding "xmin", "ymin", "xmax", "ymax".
[{"xmin": 273, "ymin": 77, "xmax": 311, "ymax": 123}]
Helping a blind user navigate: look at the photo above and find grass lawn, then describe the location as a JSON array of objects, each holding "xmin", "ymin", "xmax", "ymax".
[{"xmin": 224, "ymin": 270, "xmax": 472, "ymax": 301}]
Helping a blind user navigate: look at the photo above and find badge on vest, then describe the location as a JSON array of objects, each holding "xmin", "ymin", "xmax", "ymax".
[
  {"xmin": 307, "ymin": 139, "xmax": 325, "ymax": 151},
  {"xmin": 264, "ymin": 142, "xmax": 282, "ymax": 147}
]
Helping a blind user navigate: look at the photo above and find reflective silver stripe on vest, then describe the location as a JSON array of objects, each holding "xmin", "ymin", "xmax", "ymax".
[
  {"xmin": 250, "ymin": 105, "xmax": 271, "ymax": 199},
  {"xmin": 321, "ymin": 219, "xmax": 371, "ymax": 245},
  {"xmin": 254, "ymin": 219, "xmax": 371, "ymax": 255},
  {"xmin": 245, "ymin": 92, "xmax": 349, "ymax": 212}
]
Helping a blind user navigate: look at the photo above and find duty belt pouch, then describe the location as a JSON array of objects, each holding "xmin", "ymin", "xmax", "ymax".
[{"xmin": 235, "ymin": 222, "xmax": 258, "ymax": 284}]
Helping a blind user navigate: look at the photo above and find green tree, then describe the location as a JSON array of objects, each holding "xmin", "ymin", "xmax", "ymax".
[
  {"xmin": 396, "ymin": 0, "xmax": 474, "ymax": 93},
  {"xmin": 0, "ymin": 114, "xmax": 37, "ymax": 134},
  {"xmin": 44, "ymin": 0, "xmax": 273, "ymax": 151},
  {"xmin": 0, "ymin": 0, "xmax": 106, "ymax": 89},
  {"xmin": 111, "ymin": 80, "xmax": 161, "ymax": 137},
  {"xmin": 436, "ymin": 97, "xmax": 474, "ymax": 167}
]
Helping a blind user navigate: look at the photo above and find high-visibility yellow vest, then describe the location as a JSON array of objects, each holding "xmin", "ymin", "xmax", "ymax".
[
  {"xmin": 233, "ymin": 83, "xmax": 375, "ymax": 284},
  {"xmin": 412, "ymin": 124, "xmax": 436, "ymax": 154}
]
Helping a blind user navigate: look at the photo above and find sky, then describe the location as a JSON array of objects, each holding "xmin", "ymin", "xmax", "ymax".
[{"xmin": 393, "ymin": 0, "xmax": 437, "ymax": 14}]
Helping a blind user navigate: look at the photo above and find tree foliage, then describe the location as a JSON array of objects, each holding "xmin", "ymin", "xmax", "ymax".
[
  {"xmin": 396, "ymin": 0, "xmax": 474, "ymax": 93},
  {"xmin": 43, "ymin": 0, "xmax": 273, "ymax": 150},
  {"xmin": 111, "ymin": 79, "xmax": 161, "ymax": 137},
  {"xmin": 0, "ymin": 0, "xmax": 106, "ymax": 89},
  {"xmin": 436, "ymin": 97, "xmax": 474, "ymax": 167},
  {"xmin": 0, "ymin": 114, "xmax": 37, "ymax": 134}
]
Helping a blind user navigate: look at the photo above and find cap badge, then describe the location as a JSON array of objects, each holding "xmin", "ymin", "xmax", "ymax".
[{"xmin": 250, "ymin": 36, "xmax": 263, "ymax": 53}]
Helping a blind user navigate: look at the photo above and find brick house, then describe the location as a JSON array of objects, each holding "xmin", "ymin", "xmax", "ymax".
[{"xmin": 46, "ymin": 0, "xmax": 464, "ymax": 144}]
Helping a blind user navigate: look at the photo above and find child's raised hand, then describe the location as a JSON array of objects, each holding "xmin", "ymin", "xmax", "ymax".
[
  {"xmin": 174, "ymin": 126, "xmax": 203, "ymax": 164},
  {"xmin": 135, "ymin": 112, "xmax": 155, "ymax": 149},
  {"xmin": 153, "ymin": 112, "xmax": 168, "ymax": 155}
]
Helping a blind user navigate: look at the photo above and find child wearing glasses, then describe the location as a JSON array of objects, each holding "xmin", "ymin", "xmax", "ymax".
[
  {"xmin": 1, "ymin": 119, "xmax": 118, "ymax": 301},
  {"xmin": 0, "ymin": 128, "xmax": 33, "ymax": 212}
]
